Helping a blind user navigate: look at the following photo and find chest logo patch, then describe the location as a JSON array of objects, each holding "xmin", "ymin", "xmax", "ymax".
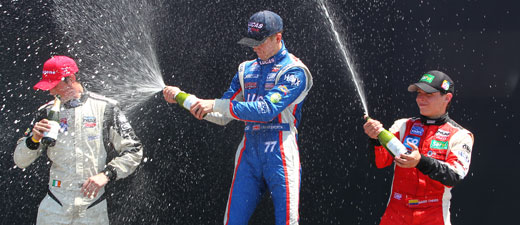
[
  {"xmin": 404, "ymin": 135, "xmax": 421, "ymax": 150},
  {"xmin": 83, "ymin": 116, "xmax": 97, "ymax": 128},
  {"xmin": 267, "ymin": 73, "xmax": 277, "ymax": 81},
  {"xmin": 410, "ymin": 125, "xmax": 424, "ymax": 136},
  {"xmin": 430, "ymin": 140, "xmax": 448, "ymax": 149},
  {"xmin": 59, "ymin": 118, "xmax": 68, "ymax": 132},
  {"xmin": 434, "ymin": 129, "xmax": 450, "ymax": 141},
  {"xmin": 245, "ymin": 82, "xmax": 257, "ymax": 89}
]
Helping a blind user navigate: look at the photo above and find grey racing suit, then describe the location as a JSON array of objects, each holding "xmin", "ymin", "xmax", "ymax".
[{"xmin": 14, "ymin": 91, "xmax": 143, "ymax": 225}]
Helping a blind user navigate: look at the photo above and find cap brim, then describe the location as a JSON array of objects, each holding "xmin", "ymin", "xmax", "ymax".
[
  {"xmin": 33, "ymin": 79, "xmax": 61, "ymax": 91},
  {"xmin": 408, "ymin": 83, "xmax": 439, "ymax": 93},
  {"xmin": 237, "ymin": 37, "xmax": 267, "ymax": 47}
]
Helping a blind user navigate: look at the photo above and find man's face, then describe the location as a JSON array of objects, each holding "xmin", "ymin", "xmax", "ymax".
[
  {"xmin": 252, "ymin": 34, "xmax": 280, "ymax": 60},
  {"xmin": 49, "ymin": 79, "xmax": 75, "ymax": 101},
  {"xmin": 415, "ymin": 89, "xmax": 452, "ymax": 117}
]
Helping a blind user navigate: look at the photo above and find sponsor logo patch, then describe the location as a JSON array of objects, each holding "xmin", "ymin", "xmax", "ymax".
[
  {"xmin": 441, "ymin": 80, "xmax": 451, "ymax": 91},
  {"xmin": 259, "ymin": 58, "xmax": 274, "ymax": 65},
  {"xmin": 245, "ymin": 74, "xmax": 259, "ymax": 79},
  {"xmin": 410, "ymin": 125, "xmax": 424, "ymax": 136},
  {"xmin": 430, "ymin": 140, "xmax": 448, "ymax": 149},
  {"xmin": 279, "ymin": 85, "xmax": 289, "ymax": 95},
  {"xmin": 83, "ymin": 116, "xmax": 97, "ymax": 128},
  {"xmin": 88, "ymin": 135, "xmax": 99, "ymax": 141},
  {"xmin": 257, "ymin": 101, "xmax": 270, "ymax": 114},
  {"xmin": 264, "ymin": 83, "xmax": 275, "ymax": 90},
  {"xmin": 284, "ymin": 74, "xmax": 301, "ymax": 86},
  {"xmin": 394, "ymin": 192, "xmax": 402, "ymax": 200},
  {"xmin": 462, "ymin": 144, "xmax": 472, "ymax": 153},
  {"xmin": 266, "ymin": 73, "xmax": 277, "ymax": 81},
  {"xmin": 420, "ymin": 74, "xmax": 435, "ymax": 83},
  {"xmin": 245, "ymin": 82, "xmax": 257, "ymax": 89},
  {"xmin": 270, "ymin": 93, "xmax": 282, "ymax": 103},
  {"xmin": 434, "ymin": 129, "xmax": 450, "ymax": 141},
  {"xmin": 456, "ymin": 151, "xmax": 471, "ymax": 164},
  {"xmin": 404, "ymin": 135, "xmax": 421, "ymax": 150},
  {"xmin": 59, "ymin": 118, "xmax": 68, "ymax": 132},
  {"xmin": 271, "ymin": 65, "xmax": 282, "ymax": 72}
]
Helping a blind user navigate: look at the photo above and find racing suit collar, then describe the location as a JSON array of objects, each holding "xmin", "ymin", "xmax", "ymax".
[
  {"xmin": 63, "ymin": 89, "xmax": 88, "ymax": 109},
  {"xmin": 257, "ymin": 40, "xmax": 287, "ymax": 65},
  {"xmin": 420, "ymin": 113, "xmax": 450, "ymax": 125}
]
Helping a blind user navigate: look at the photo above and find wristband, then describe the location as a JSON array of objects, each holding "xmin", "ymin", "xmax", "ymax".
[{"xmin": 31, "ymin": 136, "xmax": 40, "ymax": 143}]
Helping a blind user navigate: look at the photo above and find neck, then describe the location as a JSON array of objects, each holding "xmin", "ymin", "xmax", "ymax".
[
  {"xmin": 262, "ymin": 41, "xmax": 283, "ymax": 61},
  {"xmin": 62, "ymin": 83, "xmax": 84, "ymax": 102},
  {"xmin": 420, "ymin": 113, "xmax": 449, "ymax": 125}
]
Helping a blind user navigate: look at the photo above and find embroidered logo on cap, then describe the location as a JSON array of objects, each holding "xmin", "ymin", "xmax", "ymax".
[
  {"xmin": 420, "ymin": 74, "xmax": 435, "ymax": 83},
  {"xmin": 441, "ymin": 80, "xmax": 451, "ymax": 91}
]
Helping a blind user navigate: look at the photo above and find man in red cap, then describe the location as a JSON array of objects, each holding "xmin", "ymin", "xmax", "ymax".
[
  {"xmin": 14, "ymin": 56, "xmax": 143, "ymax": 225},
  {"xmin": 363, "ymin": 70, "xmax": 474, "ymax": 225}
]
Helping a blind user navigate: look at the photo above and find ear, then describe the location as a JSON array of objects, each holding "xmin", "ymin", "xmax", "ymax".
[
  {"xmin": 276, "ymin": 32, "xmax": 282, "ymax": 42},
  {"xmin": 445, "ymin": 93, "xmax": 453, "ymax": 103}
]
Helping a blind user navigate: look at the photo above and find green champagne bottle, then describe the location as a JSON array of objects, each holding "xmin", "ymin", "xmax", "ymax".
[
  {"xmin": 366, "ymin": 116, "xmax": 408, "ymax": 157},
  {"xmin": 175, "ymin": 91, "xmax": 198, "ymax": 110},
  {"xmin": 41, "ymin": 95, "xmax": 61, "ymax": 148}
]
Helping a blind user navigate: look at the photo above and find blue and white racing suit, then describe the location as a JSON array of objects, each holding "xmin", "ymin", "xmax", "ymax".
[{"xmin": 205, "ymin": 41, "xmax": 313, "ymax": 225}]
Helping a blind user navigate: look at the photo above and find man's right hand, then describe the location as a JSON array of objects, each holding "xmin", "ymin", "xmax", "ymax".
[
  {"xmin": 32, "ymin": 119, "xmax": 51, "ymax": 141},
  {"xmin": 163, "ymin": 86, "xmax": 181, "ymax": 104},
  {"xmin": 363, "ymin": 117, "xmax": 384, "ymax": 139}
]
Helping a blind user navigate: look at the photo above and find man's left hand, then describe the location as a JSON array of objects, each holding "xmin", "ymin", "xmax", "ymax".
[
  {"xmin": 394, "ymin": 142, "xmax": 421, "ymax": 168},
  {"xmin": 190, "ymin": 99, "xmax": 215, "ymax": 120},
  {"xmin": 81, "ymin": 173, "xmax": 109, "ymax": 198}
]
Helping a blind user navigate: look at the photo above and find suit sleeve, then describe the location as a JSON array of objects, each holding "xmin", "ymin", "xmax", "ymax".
[
  {"xmin": 103, "ymin": 105, "xmax": 143, "ymax": 180},
  {"xmin": 213, "ymin": 67, "xmax": 306, "ymax": 123},
  {"xmin": 416, "ymin": 130, "xmax": 474, "ymax": 186},
  {"xmin": 204, "ymin": 72, "xmax": 243, "ymax": 126},
  {"xmin": 13, "ymin": 109, "xmax": 47, "ymax": 168}
]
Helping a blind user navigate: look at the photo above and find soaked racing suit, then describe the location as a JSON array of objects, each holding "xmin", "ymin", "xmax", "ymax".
[
  {"xmin": 204, "ymin": 41, "xmax": 312, "ymax": 225},
  {"xmin": 371, "ymin": 114, "xmax": 473, "ymax": 225},
  {"xmin": 14, "ymin": 91, "xmax": 143, "ymax": 225}
]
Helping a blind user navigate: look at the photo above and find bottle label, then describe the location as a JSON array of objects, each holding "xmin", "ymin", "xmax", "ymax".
[
  {"xmin": 44, "ymin": 121, "xmax": 60, "ymax": 140},
  {"xmin": 386, "ymin": 137, "xmax": 408, "ymax": 156},
  {"xmin": 183, "ymin": 95, "xmax": 197, "ymax": 109}
]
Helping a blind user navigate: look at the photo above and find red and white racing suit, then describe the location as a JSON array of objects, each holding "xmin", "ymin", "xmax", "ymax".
[{"xmin": 371, "ymin": 114, "xmax": 473, "ymax": 225}]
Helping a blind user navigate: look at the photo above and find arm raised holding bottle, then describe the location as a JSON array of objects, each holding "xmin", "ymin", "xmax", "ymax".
[{"xmin": 363, "ymin": 116, "xmax": 421, "ymax": 168}]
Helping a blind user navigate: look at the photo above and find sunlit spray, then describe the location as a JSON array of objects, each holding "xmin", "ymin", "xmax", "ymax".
[
  {"xmin": 52, "ymin": 0, "xmax": 166, "ymax": 112},
  {"xmin": 317, "ymin": 0, "xmax": 369, "ymax": 116}
]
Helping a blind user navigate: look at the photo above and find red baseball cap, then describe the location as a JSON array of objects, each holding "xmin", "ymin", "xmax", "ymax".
[{"xmin": 33, "ymin": 56, "xmax": 79, "ymax": 90}]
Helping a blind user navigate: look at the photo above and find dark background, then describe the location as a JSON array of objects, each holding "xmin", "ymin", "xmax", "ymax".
[{"xmin": 1, "ymin": 0, "xmax": 519, "ymax": 224}]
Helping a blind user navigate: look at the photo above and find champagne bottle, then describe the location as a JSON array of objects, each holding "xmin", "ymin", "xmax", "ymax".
[
  {"xmin": 174, "ymin": 91, "xmax": 198, "ymax": 110},
  {"xmin": 366, "ymin": 116, "xmax": 408, "ymax": 157},
  {"xmin": 41, "ymin": 95, "xmax": 61, "ymax": 148}
]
